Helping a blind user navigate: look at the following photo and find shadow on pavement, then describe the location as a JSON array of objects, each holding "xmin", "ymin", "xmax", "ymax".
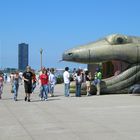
[{"xmin": 31, "ymin": 98, "xmax": 61, "ymax": 103}]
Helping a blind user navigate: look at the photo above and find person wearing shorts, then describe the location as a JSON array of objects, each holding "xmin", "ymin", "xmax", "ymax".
[
  {"xmin": 85, "ymin": 71, "xmax": 92, "ymax": 96},
  {"xmin": 22, "ymin": 66, "xmax": 33, "ymax": 102}
]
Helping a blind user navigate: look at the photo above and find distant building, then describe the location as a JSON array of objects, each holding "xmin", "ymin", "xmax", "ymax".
[{"xmin": 18, "ymin": 43, "xmax": 28, "ymax": 71}]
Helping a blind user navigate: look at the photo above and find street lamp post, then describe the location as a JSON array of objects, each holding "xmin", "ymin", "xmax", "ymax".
[{"xmin": 40, "ymin": 48, "xmax": 43, "ymax": 70}]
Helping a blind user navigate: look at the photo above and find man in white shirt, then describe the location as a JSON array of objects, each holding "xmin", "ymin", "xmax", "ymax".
[{"xmin": 63, "ymin": 67, "xmax": 70, "ymax": 97}]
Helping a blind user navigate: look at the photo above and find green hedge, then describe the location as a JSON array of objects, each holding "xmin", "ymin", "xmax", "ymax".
[{"xmin": 56, "ymin": 76, "xmax": 64, "ymax": 84}]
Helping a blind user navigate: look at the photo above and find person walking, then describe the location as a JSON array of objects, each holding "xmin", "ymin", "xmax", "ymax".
[
  {"xmin": 13, "ymin": 71, "xmax": 20, "ymax": 101},
  {"xmin": 22, "ymin": 66, "xmax": 33, "ymax": 102},
  {"xmin": 10, "ymin": 72, "xmax": 14, "ymax": 93},
  {"xmin": 32, "ymin": 69, "xmax": 37, "ymax": 94},
  {"xmin": 47, "ymin": 68, "xmax": 50, "ymax": 93},
  {"xmin": 63, "ymin": 67, "xmax": 70, "ymax": 97},
  {"xmin": 39, "ymin": 68, "xmax": 49, "ymax": 101},
  {"xmin": 49, "ymin": 68, "xmax": 56, "ymax": 97},
  {"xmin": 0, "ymin": 73, "xmax": 4, "ymax": 99}
]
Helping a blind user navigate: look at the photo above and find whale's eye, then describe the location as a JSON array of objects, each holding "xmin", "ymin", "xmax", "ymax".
[
  {"xmin": 113, "ymin": 36, "xmax": 127, "ymax": 45},
  {"xmin": 106, "ymin": 34, "xmax": 132, "ymax": 45}
]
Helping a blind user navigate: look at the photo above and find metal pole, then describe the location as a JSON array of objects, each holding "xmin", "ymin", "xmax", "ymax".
[{"xmin": 40, "ymin": 48, "xmax": 43, "ymax": 70}]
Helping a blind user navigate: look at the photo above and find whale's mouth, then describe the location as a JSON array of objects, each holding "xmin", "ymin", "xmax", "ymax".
[{"xmin": 102, "ymin": 60, "xmax": 130, "ymax": 80}]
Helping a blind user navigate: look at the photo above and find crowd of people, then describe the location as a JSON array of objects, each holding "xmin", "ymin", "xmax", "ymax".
[
  {"xmin": 63, "ymin": 67, "xmax": 102, "ymax": 97},
  {"xmin": 0, "ymin": 65, "xmax": 102, "ymax": 101},
  {"xmin": 0, "ymin": 66, "xmax": 57, "ymax": 101}
]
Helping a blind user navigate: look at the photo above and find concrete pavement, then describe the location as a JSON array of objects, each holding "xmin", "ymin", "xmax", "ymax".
[{"xmin": 0, "ymin": 83, "xmax": 140, "ymax": 140}]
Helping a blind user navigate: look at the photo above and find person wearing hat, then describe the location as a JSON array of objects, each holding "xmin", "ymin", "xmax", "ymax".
[{"xmin": 22, "ymin": 66, "xmax": 33, "ymax": 102}]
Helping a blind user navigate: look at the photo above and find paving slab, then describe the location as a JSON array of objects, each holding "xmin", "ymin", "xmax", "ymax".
[{"xmin": 0, "ymin": 83, "xmax": 140, "ymax": 140}]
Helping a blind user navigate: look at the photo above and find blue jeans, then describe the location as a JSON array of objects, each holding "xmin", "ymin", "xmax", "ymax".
[
  {"xmin": 40, "ymin": 84, "xmax": 48, "ymax": 99},
  {"xmin": 64, "ymin": 83, "xmax": 70, "ymax": 97},
  {"xmin": 48, "ymin": 83, "xmax": 50, "ymax": 93},
  {"xmin": 0, "ymin": 84, "xmax": 3, "ymax": 95},
  {"xmin": 13, "ymin": 83, "xmax": 19, "ymax": 100},
  {"xmin": 76, "ymin": 84, "xmax": 81, "ymax": 97},
  {"xmin": 50, "ymin": 84, "xmax": 54, "ymax": 94}
]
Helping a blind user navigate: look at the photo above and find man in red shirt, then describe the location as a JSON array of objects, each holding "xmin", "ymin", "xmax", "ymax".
[{"xmin": 39, "ymin": 68, "xmax": 49, "ymax": 101}]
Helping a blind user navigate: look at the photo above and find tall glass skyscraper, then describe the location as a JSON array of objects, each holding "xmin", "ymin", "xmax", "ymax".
[{"xmin": 18, "ymin": 43, "xmax": 28, "ymax": 71}]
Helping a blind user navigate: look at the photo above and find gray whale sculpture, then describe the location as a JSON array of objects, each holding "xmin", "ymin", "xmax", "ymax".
[
  {"xmin": 128, "ymin": 84, "xmax": 140, "ymax": 94},
  {"xmin": 62, "ymin": 34, "xmax": 140, "ymax": 93}
]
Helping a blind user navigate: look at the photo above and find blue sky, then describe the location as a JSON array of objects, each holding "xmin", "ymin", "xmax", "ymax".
[{"xmin": 0, "ymin": 0, "xmax": 140, "ymax": 70}]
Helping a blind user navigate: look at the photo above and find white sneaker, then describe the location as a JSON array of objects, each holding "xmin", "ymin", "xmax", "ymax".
[{"xmin": 45, "ymin": 99, "xmax": 48, "ymax": 101}]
